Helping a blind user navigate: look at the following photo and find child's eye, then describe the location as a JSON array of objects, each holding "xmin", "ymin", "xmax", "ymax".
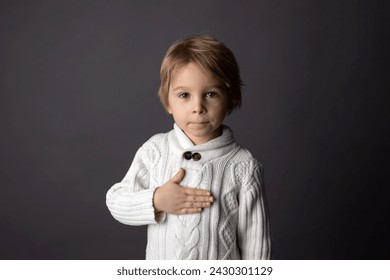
[
  {"xmin": 205, "ymin": 92, "xmax": 218, "ymax": 98},
  {"xmin": 178, "ymin": 92, "xmax": 189, "ymax": 98}
]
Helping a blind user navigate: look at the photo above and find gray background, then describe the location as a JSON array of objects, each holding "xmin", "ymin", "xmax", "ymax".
[{"xmin": 1, "ymin": 0, "xmax": 389, "ymax": 259}]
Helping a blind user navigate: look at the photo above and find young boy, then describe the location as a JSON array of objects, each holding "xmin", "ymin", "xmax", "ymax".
[{"xmin": 106, "ymin": 35, "xmax": 271, "ymax": 260}]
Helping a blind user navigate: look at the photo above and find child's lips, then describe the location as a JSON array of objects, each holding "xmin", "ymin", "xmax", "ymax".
[
  {"xmin": 190, "ymin": 120, "xmax": 209, "ymax": 124},
  {"xmin": 189, "ymin": 121, "xmax": 209, "ymax": 125},
  {"xmin": 188, "ymin": 122, "xmax": 209, "ymax": 130}
]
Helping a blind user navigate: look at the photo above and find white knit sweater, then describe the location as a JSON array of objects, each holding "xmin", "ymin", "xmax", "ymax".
[{"xmin": 106, "ymin": 124, "xmax": 271, "ymax": 260}]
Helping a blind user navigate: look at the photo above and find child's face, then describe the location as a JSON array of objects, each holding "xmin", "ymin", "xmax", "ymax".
[{"xmin": 167, "ymin": 62, "xmax": 229, "ymax": 145}]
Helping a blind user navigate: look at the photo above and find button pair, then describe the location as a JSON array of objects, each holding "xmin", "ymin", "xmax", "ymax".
[{"xmin": 183, "ymin": 151, "xmax": 201, "ymax": 161}]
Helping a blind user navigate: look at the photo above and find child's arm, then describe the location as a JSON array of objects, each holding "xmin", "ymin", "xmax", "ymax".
[
  {"xmin": 106, "ymin": 145, "xmax": 159, "ymax": 226},
  {"xmin": 237, "ymin": 162, "xmax": 271, "ymax": 259}
]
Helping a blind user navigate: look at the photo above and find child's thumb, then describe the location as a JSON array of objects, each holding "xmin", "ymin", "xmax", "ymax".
[{"xmin": 171, "ymin": 168, "xmax": 185, "ymax": 184}]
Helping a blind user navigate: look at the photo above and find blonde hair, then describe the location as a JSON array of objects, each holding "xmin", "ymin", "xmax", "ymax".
[{"xmin": 158, "ymin": 34, "xmax": 243, "ymax": 114}]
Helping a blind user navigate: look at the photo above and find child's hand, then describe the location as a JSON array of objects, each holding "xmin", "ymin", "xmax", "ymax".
[{"xmin": 153, "ymin": 168, "xmax": 214, "ymax": 215}]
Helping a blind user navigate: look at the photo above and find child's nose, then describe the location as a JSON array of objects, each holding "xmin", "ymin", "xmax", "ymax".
[{"xmin": 192, "ymin": 98, "xmax": 206, "ymax": 114}]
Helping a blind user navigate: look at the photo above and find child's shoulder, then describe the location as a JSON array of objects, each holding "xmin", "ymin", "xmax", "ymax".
[
  {"xmin": 140, "ymin": 130, "xmax": 170, "ymax": 150},
  {"xmin": 228, "ymin": 147, "xmax": 264, "ymax": 188},
  {"xmin": 135, "ymin": 131, "xmax": 171, "ymax": 164},
  {"xmin": 231, "ymin": 146, "xmax": 262, "ymax": 168}
]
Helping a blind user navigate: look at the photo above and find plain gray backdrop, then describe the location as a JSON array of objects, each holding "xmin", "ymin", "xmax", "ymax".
[{"xmin": 1, "ymin": 0, "xmax": 389, "ymax": 259}]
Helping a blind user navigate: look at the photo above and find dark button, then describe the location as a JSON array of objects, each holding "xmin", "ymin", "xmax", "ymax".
[
  {"xmin": 183, "ymin": 151, "xmax": 193, "ymax": 160},
  {"xmin": 192, "ymin": 152, "xmax": 201, "ymax": 161}
]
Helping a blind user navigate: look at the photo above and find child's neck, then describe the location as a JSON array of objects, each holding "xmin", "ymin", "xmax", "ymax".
[{"xmin": 185, "ymin": 126, "xmax": 223, "ymax": 145}]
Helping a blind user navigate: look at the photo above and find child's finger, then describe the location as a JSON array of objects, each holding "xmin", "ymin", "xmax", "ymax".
[
  {"xmin": 177, "ymin": 208, "xmax": 202, "ymax": 215},
  {"xmin": 182, "ymin": 202, "xmax": 211, "ymax": 209},
  {"xmin": 170, "ymin": 168, "xmax": 186, "ymax": 184},
  {"xmin": 184, "ymin": 194, "xmax": 213, "ymax": 202},
  {"xmin": 184, "ymin": 188, "xmax": 212, "ymax": 197}
]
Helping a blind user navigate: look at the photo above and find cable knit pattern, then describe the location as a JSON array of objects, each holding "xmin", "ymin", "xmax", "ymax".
[
  {"xmin": 106, "ymin": 123, "xmax": 271, "ymax": 259},
  {"xmin": 173, "ymin": 170, "xmax": 203, "ymax": 259},
  {"xmin": 173, "ymin": 213, "xmax": 201, "ymax": 259}
]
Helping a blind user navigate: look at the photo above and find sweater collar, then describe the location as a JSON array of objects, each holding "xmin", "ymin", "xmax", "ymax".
[{"xmin": 168, "ymin": 123, "xmax": 237, "ymax": 164}]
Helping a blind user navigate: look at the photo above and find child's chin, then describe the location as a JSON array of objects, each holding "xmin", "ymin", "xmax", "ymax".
[{"xmin": 188, "ymin": 123, "xmax": 210, "ymax": 130}]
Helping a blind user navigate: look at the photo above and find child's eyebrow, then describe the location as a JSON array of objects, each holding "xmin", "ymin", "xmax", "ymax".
[
  {"xmin": 172, "ymin": 86, "xmax": 190, "ymax": 92},
  {"xmin": 206, "ymin": 85, "xmax": 224, "ymax": 91},
  {"xmin": 172, "ymin": 84, "xmax": 224, "ymax": 92}
]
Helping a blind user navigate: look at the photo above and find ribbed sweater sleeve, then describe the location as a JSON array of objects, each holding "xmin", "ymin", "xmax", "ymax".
[
  {"xmin": 237, "ymin": 162, "xmax": 271, "ymax": 260},
  {"xmin": 106, "ymin": 144, "xmax": 160, "ymax": 226}
]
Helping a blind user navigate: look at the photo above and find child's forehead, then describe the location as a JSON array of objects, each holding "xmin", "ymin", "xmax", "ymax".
[
  {"xmin": 171, "ymin": 62, "xmax": 220, "ymax": 83},
  {"xmin": 169, "ymin": 63, "xmax": 229, "ymax": 94},
  {"xmin": 172, "ymin": 61, "xmax": 208, "ymax": 75}
]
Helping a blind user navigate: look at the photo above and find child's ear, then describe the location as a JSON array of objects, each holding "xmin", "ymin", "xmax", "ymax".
[{"xmin": 166, "ymin": 105, "xmax": 172, "ymax": 114}]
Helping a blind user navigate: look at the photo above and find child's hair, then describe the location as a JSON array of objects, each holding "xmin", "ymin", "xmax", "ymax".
[{"xmin": 158, "ymin": 34, "xmax": 243, "ymax": 114}]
